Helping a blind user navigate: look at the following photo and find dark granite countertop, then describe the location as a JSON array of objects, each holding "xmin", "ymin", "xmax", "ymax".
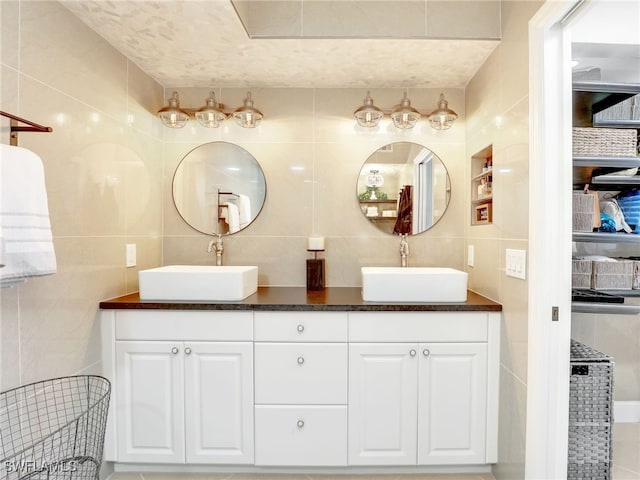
[{"xmin": 99, "ymin": 287, "xmax": 502, "ymax": 312}]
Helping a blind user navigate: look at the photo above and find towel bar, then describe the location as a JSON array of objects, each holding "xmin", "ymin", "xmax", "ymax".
[{"xmin": 0, "ymin": 111, "xmax": 53, "ymax": 146}]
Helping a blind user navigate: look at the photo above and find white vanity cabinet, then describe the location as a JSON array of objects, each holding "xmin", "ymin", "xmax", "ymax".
[
  {"xmin": 102, "ymin": 310, "xmax": 254, "ymax": 465},
  {"xmin": 348, "ymin": 311, "xmax": 499, "ymax": 466},
  {"xmin": 253, "ymin": 311, "xmax": 348, "ymax": 466},
  {"xmin": 100, "ymin": 292, "xmax": 500, "ymax": 473}
]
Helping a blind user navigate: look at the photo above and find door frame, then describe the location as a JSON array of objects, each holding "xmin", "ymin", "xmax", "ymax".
[{"xmin": 526, "ymin": 1, "xmax": 583, "ymax": 478}]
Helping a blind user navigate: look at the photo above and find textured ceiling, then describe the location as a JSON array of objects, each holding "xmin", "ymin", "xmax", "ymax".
[{"xmin": 61, "ymin": 0, "xmax": 499, "ymax": 89}]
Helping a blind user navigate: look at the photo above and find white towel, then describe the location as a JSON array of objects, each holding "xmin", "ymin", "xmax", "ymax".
[
  {"xmin": 224, "ymin": 202, "xmax": 240, "ymax": 234},
  {"xmin": 1, "ymin": 144, "xmax": 57, "ymax": 287},
  {"xmin": 237, "ymin": 194, "xmax": 252, "ymax": 229}
]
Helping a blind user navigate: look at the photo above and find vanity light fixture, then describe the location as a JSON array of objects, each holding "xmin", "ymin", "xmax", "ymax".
[
  {"xmin": 195, "ymin": 91, "xmax": 227, "ymax": 128},
  {"xmin": 390, "ymin": 93, "xmax": 421, "ymax": 130},
  {"xmin": 354, "ymin": 91, "xmax": 384, "ymax": 128},
  {"xmin": 353, "ymin": 92, "xmax": 458, "ymax": 130},
  {"xmin": 158, "ymin": 91, "xmax": 264, "ymax": 129},
  {"xmin": 232, "ymin": 92, "xmax": 263, "ymax": 128},
  {"xmin": 158, "ymin": 91, "xmax": 190, "ymax": 128},
  {"xmin": 427, "ymin": 93, "xmax": 458, "ymax": 130}
]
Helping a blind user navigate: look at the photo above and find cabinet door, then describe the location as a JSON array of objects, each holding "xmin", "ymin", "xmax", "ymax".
[
  {"xmin": 348, "ymin": 343, "xmax": 418, "ymax": 465},
  {"xmin": 115, "ymin": 341, "xmax": 184, "ymax": 463},
  {"xmin": 418, "ymin": 342, "xmax": 488, "ymax": 464},
  {"xmin": 184, "ymin": 342, "xmax": 254, "ymax": 464}
]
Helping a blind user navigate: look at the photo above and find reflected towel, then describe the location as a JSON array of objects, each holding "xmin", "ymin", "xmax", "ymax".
[
  {"xmin": 224, "ymin": 202, "xmax": 240, "ymax": 233},
  {"xmin": 393, "ymin": 185, "xmax": 413, "ymax": 235},
  {"xmin": 237, "ymin": 194, "xmax": 251, "ymax": 229},
  {"xmin": 1, "ymin": 144, "xmax": 57, "ymax": 287}
]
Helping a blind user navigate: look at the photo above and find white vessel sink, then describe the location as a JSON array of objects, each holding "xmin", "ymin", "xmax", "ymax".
[
  {"xmin": 361, "ymin": 267, "xmax": 468, "ymax": 302},
  {"xmin": 139, "ymin": 265, "xmax": 258, "ymax": 301}
]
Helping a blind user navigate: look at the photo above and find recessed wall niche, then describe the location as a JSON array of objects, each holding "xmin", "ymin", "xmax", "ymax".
[{"xmin": 471, "ymin": 145, "xmax": 493, "ymax": 225}]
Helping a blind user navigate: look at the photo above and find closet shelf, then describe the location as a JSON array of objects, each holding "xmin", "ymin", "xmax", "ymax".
[
  {"xmin": 590, "ymin": 174, "xmax": 640, "ymax": 187},
  {"xmin": 572, "ymin": 81, "xmax": 640, "ymax": 127},
  {"xmin": 573, "ymin": 232, "xmax": 640, "ymax": 244},
  {"xmin": 573, "ymin": 156, "xmax": 640, "ymax": 168},
  {"xmin": 572, "ymin": 302, "xmax": 640, "ymax": 315},
  {"xmin": 593, "ymin": 119, "xmax": 640, "ymax": 128}
]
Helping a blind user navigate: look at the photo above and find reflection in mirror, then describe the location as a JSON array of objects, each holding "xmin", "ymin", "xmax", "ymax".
[
  {"xmin": 357, "ymin": 142, "xmax": 451, "ymax": 236},
  {"xmin": 173, "ymin": 142, "xmax": 266, "ymax": 235}
]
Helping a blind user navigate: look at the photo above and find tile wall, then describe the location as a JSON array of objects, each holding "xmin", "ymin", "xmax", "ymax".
[
  {"xmin": 162, "ymin": 87, "xmax": 467, "ymax": 286},
  {"xmin": 464, "ymin": 1, "xmax": 543, "ymax": 478},
  {"xmin": 0, "ymin": 0, "xmax": 164, "ymax": 391}
]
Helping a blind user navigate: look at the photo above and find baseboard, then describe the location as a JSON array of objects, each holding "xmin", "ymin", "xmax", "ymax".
[{"xmin": 614, "ymin": 401, "xmax": 640, "ymax": 423}]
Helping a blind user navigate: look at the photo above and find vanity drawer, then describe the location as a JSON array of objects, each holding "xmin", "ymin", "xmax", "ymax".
[
  {"xmin": 348, "ymin": 311, "xmax": 488, "ymax": 342},
  {"xmin": 254, "ymin": 405, "xmax": 347, "ymax": 466},
  {"xmin": 115, "ymin": 310, "xmax": 253, "ymax": 341},
  {"xmin": 254, "ymin": 311, "xmax": 347, "ymax": 342},
  {"xmin": 254, "ymin": 343, "xmax": 347, "ymax": 404}
]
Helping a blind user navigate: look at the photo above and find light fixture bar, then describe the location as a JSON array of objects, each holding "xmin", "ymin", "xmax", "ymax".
[
  {"xmin": 353, "ymin": 92, "xmax": 458, "ymax": 131},
  {"xmin": 158, "ymin": 90, "xmax": 264, "ymax": 129}
]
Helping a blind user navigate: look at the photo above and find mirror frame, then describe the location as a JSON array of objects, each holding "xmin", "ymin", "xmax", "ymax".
[{"xmin": 172, "ymin": 141, "xmax": 267, "ymax": 236}]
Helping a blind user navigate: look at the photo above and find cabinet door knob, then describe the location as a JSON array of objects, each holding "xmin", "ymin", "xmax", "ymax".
[
  {"xmin": 409, "ymin": 349, "xmax": 417, "ymax": 357},
  {"xmin": 297, "ymin": 420, "xmax": 305, "ymax": 428},
  {"xmin": 297, "ymin": 356, "xmax": 305, "ymax": 365},
  {"xmin": 423, "ymin": 348, "xmax": 430, "ymax": 357},
  {"xmin": 171, "ymin": 347, "xmax": 179, "ymax": 355},
  {"xmin": 184, "ymin": 347, "xmax": 192, "ymax": 355},
  {"xmin": 297, "ymin": 324, "xmax": 305, "ymax": 333}
]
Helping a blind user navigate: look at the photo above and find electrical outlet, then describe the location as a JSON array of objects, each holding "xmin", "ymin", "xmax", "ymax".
[
  {"xmin": 506, "ymin": 248, "xmax": 526, "ymax": 279},
  {"xmin": 126, "ymin": 243, "xmax": 136, "ymax": 268},
  {"xmin": 467, "ymin": 245, "xmax": 474, "ymax": 267}
]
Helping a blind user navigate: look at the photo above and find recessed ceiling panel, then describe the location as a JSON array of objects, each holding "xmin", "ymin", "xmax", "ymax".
[{"xmin": 61, "ymin": 0, "xmax": 500, "ymax": 88}]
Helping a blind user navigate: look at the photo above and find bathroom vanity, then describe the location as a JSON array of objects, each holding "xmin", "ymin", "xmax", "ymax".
[{"xmin": 99, "ymin": 287, "xmax": 501, "ymax": 474}]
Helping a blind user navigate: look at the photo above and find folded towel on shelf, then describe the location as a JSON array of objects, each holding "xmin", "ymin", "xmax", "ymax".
[
  {"xmin": 237, "ymin": 194, "xmax": 252, "ymax": 229},
  {"xmin": 1, "ymin": 144, "xmax": 57, "ymax": 287},
  {"xmin": 224, "ymin": 202, "xmax": 240, "ymax": 233}
]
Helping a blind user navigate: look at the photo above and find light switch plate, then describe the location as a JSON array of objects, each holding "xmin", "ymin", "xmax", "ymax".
[
  {"xmin": 126, "ymin": 243, "xmax": 136, "ymax": 268},
  {"xmin": 467, "ymin": 245, "xmax": 474, "ymax": 267},
  {"xmin": 506, "ymin": 248, "xmax": 526, "ymax": 280}
]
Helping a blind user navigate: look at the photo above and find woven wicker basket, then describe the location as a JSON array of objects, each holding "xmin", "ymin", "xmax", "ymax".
[
  {"xmin": 592, "ymin": 259, "xmax": 634, "ymax": 289},
  {"xmin": 573, "ymin": 127, "xmax": 638, "ymax": 157},
  {"xmin": 572, "ymin": 259, "xmax": 593, "ymax": 288},
  {"xmin": 568, "ymin": 340, "xmax": 614, "ymax": 480}
]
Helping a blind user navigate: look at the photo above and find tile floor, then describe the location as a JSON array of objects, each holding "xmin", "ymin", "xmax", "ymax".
[{"xmin": 107, "ymin": 474, "xmax": 495, "ymax": 480}]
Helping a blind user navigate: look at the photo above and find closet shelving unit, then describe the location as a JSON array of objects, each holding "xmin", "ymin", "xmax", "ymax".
[{"xmin": 571, "ymin": 80, "xmax": 640, "ymax": 315}]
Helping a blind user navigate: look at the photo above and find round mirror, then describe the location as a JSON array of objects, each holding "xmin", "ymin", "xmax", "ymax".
[
  {"xmin": 357, "ymin": 142, "xmax": 451, "ymax": 235},
  {"xmin": 173, "ymin": 142, "xmax": 266, "ymax": 235}
]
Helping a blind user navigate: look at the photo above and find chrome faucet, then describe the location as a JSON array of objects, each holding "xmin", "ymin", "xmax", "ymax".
[
  {"xmin": 208, "ymin": 234, "xmax": 224, "ymax": 266},
  {"xmin": 399, "ymin": 234, "xmax": 409, "ymax": 267}
]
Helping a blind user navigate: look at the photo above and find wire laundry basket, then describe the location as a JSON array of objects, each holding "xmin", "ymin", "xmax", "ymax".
[{"xmin": 1, "ymin": 376, "xmax": 110, "ymax": 480}]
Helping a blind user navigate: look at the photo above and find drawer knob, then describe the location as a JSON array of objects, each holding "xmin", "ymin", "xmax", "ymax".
[
  {"xmin": 171, "ymin": 347, "xmax": 179, "ymax": 355},
  {"xmin": 423, "ymin": 348, "xmax": 430, "ymax": 357},
  {"xmin": 409, "ymin": 349, "xmax": 417, "ymax": 357},
  {"xmin": 184, "ymin": 347, "xmax": 192, "ymax": 355},
  {"xmin": 297, "ymin": 324, "xmax": 305, "ymax": 333},
  {"xmin": 297, "ymin": 420, "xmax": 305, "ymax": 428},
  {"xmin": 297, "ymin": 356, "xmax": 305, "ymax": 365}
]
